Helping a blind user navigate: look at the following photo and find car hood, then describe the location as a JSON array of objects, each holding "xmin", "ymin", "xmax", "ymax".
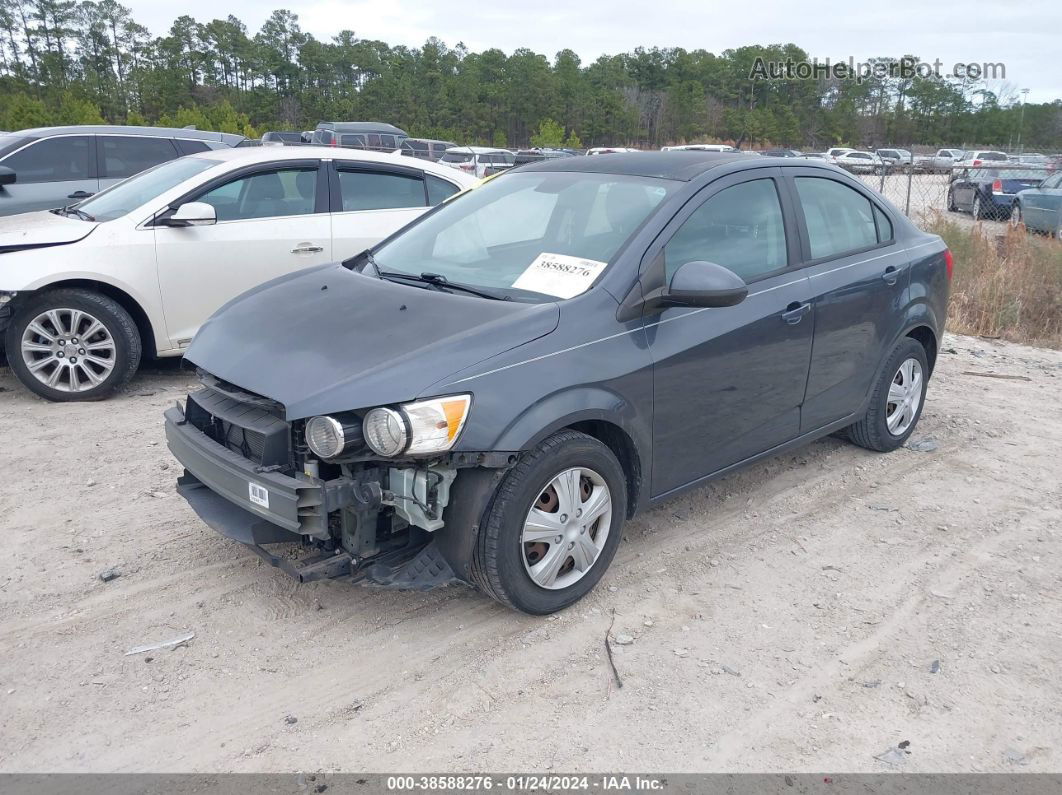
[
  {"xmin": 186, "ymin": 264, "xmax": 561, "ymax": 419},
  {"xmin": 0, "ymin": 210, "xmax": 98, "ymax": 252}
]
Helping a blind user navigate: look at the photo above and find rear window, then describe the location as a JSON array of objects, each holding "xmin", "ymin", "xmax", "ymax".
[
  {"xmin": 441, "ymin": 151, "xmax": 474, "ymax": 163},
  {"xmin": 976, "ymin": 152, "xmax": 1007, "ymax": 161},
  {"xmin": 176, "ymin": 139, "xmax": 211, "ymax": 155}
]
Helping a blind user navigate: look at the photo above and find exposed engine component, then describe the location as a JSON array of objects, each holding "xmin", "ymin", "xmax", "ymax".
[{"xmin": 386, "ymin": 466, "xmax": 456, "ymax": 532}]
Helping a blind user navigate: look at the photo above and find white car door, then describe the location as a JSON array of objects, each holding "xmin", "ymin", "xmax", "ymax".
[
  {"xmin": 153, "ymin": 161, "xmax": 331, "ymax": 347},
  {"xmin": 327, "ymin": 162, "xmax": 461, "ymax": 262}
]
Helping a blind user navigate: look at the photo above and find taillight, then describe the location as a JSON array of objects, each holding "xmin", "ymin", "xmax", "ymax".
[
  {"xmin": 973, "ymin": 159, "xmax": 982, "ymax": 166},
  {"xmin": 992, "ymin": 179, "xmax": 1003, "ymax": 193},
  {"xmin": 944, "ymin": 248, "xmax": 954, "ymax": 280}
]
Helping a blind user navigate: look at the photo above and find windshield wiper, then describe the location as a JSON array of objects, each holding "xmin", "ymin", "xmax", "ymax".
[
  {"xmin": 53, "ymin": 204, "xmax": 95, "ymax": 222},
  {"xmin": 376, "ymin": 269, "xmax": 508, "ymax": 301}
]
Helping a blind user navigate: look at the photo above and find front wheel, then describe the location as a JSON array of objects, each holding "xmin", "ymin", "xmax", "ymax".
[
  {"xmin": 4, "ymin": 288, "xmax": 142, "ymax": 401},
  {"xmin": 972, "ymin": 194, "xmax": 984, "ymax": 219},
  {"xmin": 472, "ymin": 430, "xmax": 626, "ymax": 614},
  {"xmin": 844, "ymin": 338, "xmax": 929, "ymax": 453},
  {"xmin": 1009, "ymin": 202, "xmax": 1023, "ymax": 229}
]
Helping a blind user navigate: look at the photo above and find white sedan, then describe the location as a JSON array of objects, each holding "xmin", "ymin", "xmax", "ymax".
[{"xmin": 0, "ymin": 146, "xmax": 475, "ymax": 401}]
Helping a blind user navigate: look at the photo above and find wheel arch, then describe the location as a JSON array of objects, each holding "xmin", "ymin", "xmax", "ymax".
[
  {"xmin": 905, "ymin": 324, "xmax": 938, "ymax": 376},
  {"xmin": 19, "ymin": 279, "xmax": 158, "ymax": 359}
]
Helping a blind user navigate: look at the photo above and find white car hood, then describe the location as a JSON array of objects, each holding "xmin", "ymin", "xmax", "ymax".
[{"xmin": 0, "ymin": 210, "xmax": 98, "ymax": 251}]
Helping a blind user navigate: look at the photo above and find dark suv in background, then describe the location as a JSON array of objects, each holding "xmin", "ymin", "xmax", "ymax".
[
  {"xmin": 0, "ymin": 125, "xmax": 244, "ymax": 216},
  {"xmin": 310, "ymin": 122, "xmax": 408, "ymax": 152}
]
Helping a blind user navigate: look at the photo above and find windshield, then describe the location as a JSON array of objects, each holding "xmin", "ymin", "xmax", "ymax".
[
  {"xmin": 371, "ymin": 171, "xmax": 673, "ymax": 300},
  {"xmin": 76, "ymin": 157, "xmax": 219, "ymax": 222}
]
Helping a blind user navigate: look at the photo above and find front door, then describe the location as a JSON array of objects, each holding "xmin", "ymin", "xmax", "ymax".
[
  {"xmin": 647, "ymin": 170, "xmax": 814, "ymax": 497},
  {"xmin": 0, "ymin": 135, "xmax": 97, "ymax": 215},
  {"xmin": 154, "ymin": 162, "xmax": 331, "ymax": 347}
]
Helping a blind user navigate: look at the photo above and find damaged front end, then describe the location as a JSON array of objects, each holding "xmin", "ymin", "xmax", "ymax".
[{"xmin": 165, "ymin": 371, "xmax": 514, "ymax": 590}]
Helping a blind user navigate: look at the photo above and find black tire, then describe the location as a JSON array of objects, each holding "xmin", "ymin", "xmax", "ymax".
[
  {"xmin": 972, "ymin": 194, "xmax": 985, "ymax": 220},
  {"xmin": 4, "ymin": 288, "xmax": 141, "ymax": 402},
  {"xmin": 946, "ymin": 188, "xmax": 957, "ymax": 212},
  {"xmin": 1009, "ymin": 202, "xmax": 1023, "ymax": 229},
  {"xmin": 844, "ymin": 338, "xmax": 929, "ymax": 453},
  {"xmin": 471, "ymin": 430, "xmax": 627, "ymax": 614}
]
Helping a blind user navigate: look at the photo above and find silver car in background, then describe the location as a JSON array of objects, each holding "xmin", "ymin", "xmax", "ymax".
[{"xmin": 0, "ymin": 126, "xmax": 243, "ymax": 216}]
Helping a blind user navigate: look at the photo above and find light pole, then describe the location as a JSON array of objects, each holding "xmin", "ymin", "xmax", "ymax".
[{"xmin": 1017, "ymin": 88, "xmax": 1030, "ymax": 154}]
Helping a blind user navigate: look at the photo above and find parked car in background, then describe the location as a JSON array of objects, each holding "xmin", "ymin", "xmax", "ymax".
[
  {"xmin": 947, "ymin": 167, "xmax": 1046, "ymax": 220},
  {"xmin": 261, "ymin": 131, "xmax": 305, "ymax": 145},
  {"xmin": 401, "ymin": 138, "xmax": 458, "ymax": 161},
  {"xmin": 513, "ymin": 148, "xmax": 576, "ymax": 166},
  {"xmin": 803, "ymin": 153, "xmax": 827, "ymax": 161},
  {"xmin": 1011, "ymin": 153, "xmax": 1049, "ymax": 166},
  {"xmin": 439, "ymin": 146, "xmax": 515, "ymax": 178},
  {"xmin": 661, "ymin": 144, "xmax": 735, "ymax": 152},
  {"xmin": 834, "ymin": 150, "xmax": 884, "ymax": 174},
  {"xmin": 586, "ymin": 147, "xmax": 639, "ymax": 155},
  {"xmin": 0, "ymin": 147, "xmax": 474, "ymax": 401},
  {"xmin": 0, "ymin": 125, "xmax": 243, "ymax": 217},
  {"xmin": 311, "ymin": 122, "xmax": 408, "ymax": 152},
  {"xmin": 762, "ymin": 149, "xmax": 802, "ymax": 158},
  {"xmin": 165, "ymin": 151, "xmax": 950, "ymax": 614},
  {"xmin": 825, "ymin": 147, "xmax": 854, "ymax": 163},
  {"xmin": 956, "ymin": 150, "xmax": 1008, "ymax": 169},
  {"xmin": 1012, "ymin": 171, "xmax": 1062, "ymax": 237},
  {"xmin": 913, "ymin": 149, "xmax": 965, "ymax": 173},
  {"xmin": 876, "ymin": 149, "xmax": 913, "ymax": 171}
]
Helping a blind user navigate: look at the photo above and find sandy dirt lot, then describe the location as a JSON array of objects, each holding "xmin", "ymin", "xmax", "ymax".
[{"xmin": 0, "ymin": 331, "xmax": 1059, "ymax": 774}]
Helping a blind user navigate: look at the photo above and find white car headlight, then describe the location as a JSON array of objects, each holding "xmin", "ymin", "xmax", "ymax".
[{"xmin": 362, "ymin": 394, "xmax": 471, "ymax": 457}]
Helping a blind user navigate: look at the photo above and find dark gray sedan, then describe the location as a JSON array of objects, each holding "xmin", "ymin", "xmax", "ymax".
[{"xmin": 166, "ymin": 152, "xmax": 951, "ymax": 614}]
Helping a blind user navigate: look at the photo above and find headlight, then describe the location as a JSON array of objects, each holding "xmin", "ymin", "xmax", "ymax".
[
  {"xmin": 305, "ymin": 415, "xmax": 364, "ymax": 459},
  {"xmin": 362, "ymin": 394, "xmax": 471, "ymax": 457},
  {"xmin": 363, "ymin": 407, "xmax": 409, "ymax": 457}
]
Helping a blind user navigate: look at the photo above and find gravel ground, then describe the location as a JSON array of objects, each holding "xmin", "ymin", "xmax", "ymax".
[{"xmin": 0, "ymin": 332, "xmax": 1059, "ymax": 773}]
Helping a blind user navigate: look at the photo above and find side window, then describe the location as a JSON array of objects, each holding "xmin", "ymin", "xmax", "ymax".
[
  {"xmin": 795, "ymin": 177, "xmax": 878, "ymax": 259},
  {"xmin": 176, "ymin": 139, "xmax": 211, "ymax": 155},
  {"xmin": 873, "ymin": 205, "xmax": 893, "ymax": 242},
  {"xmin": 337, "ymin": 169, "xmax": 426, "ymax": 211},
  {"xmin": 195, "ymin": 168, "xmax": 318, "ymax": 221},
  {"xmin": 426, "ymin": 175, "xmax": 460, "ymax": 205},
  {"xmin": 99, "ymin": 136, "xmax": 178, "ymax": 178},
  {"xmin": 663, "ymin": 178, "xmax": 787, "ymax": 282},
  {"xmin": 3, "ymin": 136, "xmax": 91, "ymax": 183}
]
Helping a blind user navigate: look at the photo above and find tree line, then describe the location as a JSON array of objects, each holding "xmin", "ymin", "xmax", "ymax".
[{"xmin": 1, "ymin": 1, "xmax": 1059, "ymax": 151}]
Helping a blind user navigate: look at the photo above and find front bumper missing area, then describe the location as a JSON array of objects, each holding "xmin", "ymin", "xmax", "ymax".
[{"xmin": 165, "ymin": 404, "xmax": 459, "ymax": 589}]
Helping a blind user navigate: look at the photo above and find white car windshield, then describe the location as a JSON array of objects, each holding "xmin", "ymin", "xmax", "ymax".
[
  {"xmin": 370, "ymin": 171, "xmax": 672, "ymax": 300},
  {"xmin": 76, "ymin": 157, "xmax": 219, "ymax": 222}
]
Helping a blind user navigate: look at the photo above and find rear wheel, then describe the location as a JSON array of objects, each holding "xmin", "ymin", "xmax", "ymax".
[
  {"xmin": 946, "ymin": 188, "xmax": 957, "ymax": 212},
  {"xmin": 844, "ymin": 338, "xmax": 929, "ymax": 453},
  {"xmin": 472, "ymin": 430, "xmax": 626, "ymax": 614},
  {"xmin": 1009, "ymin": 202, "xmax": 1023, "ymax": 228},
  {"xmin": 972, "ymin": 194, "xmax": 985, "ymax": 219},
  {"xmin": 4, "ymin": 289, "xmax": 141, "ymax": 402}
]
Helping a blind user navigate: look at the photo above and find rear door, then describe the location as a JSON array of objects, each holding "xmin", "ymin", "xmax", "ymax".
[
  {"xmin": 785, "ymin": 168, "xmax": 910, "ymax": 431},
  {"xmin": 154, "ymin": 159, "xmax": 330, "ymax": 347},
  {"xmin": 328, "ymin": 161, "xmax": 448, "ymax": 261},
  {"xmin": 0, "ymin": 135, "xmax": 97, "ymax": 215},
  {"xmin": 97, "ymin": 135, "xmax": 180, "ymax": 189}
]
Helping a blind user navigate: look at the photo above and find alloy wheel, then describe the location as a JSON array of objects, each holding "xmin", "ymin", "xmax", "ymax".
[
  {"xmin": 885, "ymin": 357, "xmax": 923, "ymax": 436},
  {"xmin": 20, "ymin": 308, "xmax": 117, "ymax": 393},
  {"xmin": 521, "ymin": 467, "xmax": 613, "ymax": 590}
]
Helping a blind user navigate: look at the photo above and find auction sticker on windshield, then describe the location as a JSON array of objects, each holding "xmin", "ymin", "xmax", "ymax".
[{"xmin": 513, "ymin": 253, "xmax": 607, "ymax": 299}]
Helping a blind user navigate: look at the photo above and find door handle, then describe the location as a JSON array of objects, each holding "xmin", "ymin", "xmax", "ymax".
[
  {"xmin": 291, "ymin": 244, "xmax": 324, "ymax": 254},
  {"xmin": 781, "ymin": 302, "xmax": 811, "ymax": 325},
  {"xmin": 881, "ymin": 265, "xmax": 899, "ymax": 285},
  {"xmin": 67, "ymin": 191, "xmax": 94, "ymax": 199}
]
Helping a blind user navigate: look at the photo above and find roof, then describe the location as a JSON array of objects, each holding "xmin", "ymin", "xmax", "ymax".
[
  {"xmin": 316, "ymin": 122, "xmax": 407, "ymax": 135},
  {"xmin": 187, "ymin": 144, "xmax": 475, "ymax": 183},
  {"xmin": 445, "ymin": 146, "xmax": 510, "ymax": 154},
  {"xmin": 13, "ymin": 125, "xmax": 244, "ymax": 144},
  {"xmin": 516, "ymin": 151, "xmax": 786, "ymax": 181}
]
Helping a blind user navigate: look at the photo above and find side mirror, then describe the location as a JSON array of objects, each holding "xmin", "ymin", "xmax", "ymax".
[
  {"xmin": 664, "ymin": 260, "xmax": 748, "ymax": 308},
  {"xmin": 165, "ymin": 201, "xmax": 216, "ymax": 227},
  {"xmin": 0, "ymin": 166, "xmax": 15, "ymax": 187}
]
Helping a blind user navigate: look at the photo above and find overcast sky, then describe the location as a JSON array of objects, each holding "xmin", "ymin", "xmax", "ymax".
[{"xmin": 129, "ymin": 0, "xmax": 1061, "ymax": 103}]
